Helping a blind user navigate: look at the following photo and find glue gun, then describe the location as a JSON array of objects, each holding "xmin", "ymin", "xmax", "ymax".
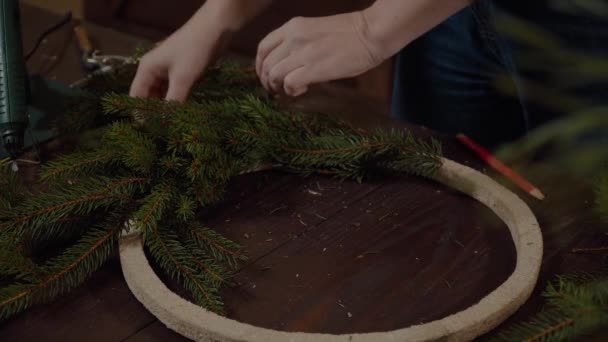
[
  {"xmin": 0, "ymin": 0, "xmax": 28, "ymax": 160},
  {"xmin": 0, "ymin": 2, "xmax": 132, "ymax": 162}
]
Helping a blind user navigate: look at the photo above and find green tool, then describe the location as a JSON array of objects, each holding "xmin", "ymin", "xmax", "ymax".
[
  {"xmin": 0, "ymin": 0, "xmax": 28, "ymax": 159},
  {"xmin": 0, "ymin": 1, "xmax": 121, "ymax": 162}
]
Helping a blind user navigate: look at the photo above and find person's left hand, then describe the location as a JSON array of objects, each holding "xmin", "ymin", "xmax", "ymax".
[{"xmin": 256, "ymin": 11, "xmax": 385, "ymax": 97}]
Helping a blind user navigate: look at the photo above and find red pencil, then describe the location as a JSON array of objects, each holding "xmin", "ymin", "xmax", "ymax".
[{"xmin": 456, "ymin": 133, "xmax": 545, "ymax": 200}]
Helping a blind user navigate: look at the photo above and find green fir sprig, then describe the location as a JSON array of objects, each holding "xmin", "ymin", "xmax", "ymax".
[
  {"xmin": 493, "ymin": 272, "xmax": 608, "ymax": 342},
  {"xmin": 0, "ymin": 59, "xmax": 442, "ymax": 320},
  {"xmin": 492, "ymin": 175, "xmax": 608, "ymax": 341}
]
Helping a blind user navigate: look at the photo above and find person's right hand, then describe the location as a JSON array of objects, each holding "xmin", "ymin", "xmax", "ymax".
[
  {"xmin": 129, "ymin": 0, "xmax": 274, "ymax": 102},
  {"xmin": 129, "ymin": 22, "xmax": 226, "ymax": 102}
]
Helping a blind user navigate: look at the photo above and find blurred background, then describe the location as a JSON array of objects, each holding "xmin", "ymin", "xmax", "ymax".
[{"xmin": 24, "ymin": 0, "xmax": 84, "ymax": 17}]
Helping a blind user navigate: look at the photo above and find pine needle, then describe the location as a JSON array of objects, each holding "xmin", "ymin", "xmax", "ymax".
[
  {"xmin": 494, "ymin": 274, "xmax": 608, "ymax": 341},
  {"xmin": 188, "ymin": 225, "xmax": 246, "ymax": 269},
  {"xmin": 144, "ymin": 225, "xmax": 224, "ymax": 314},
  {"xmin": 0, "ymin": 227, "xmax": 117, "ymax": 320}
]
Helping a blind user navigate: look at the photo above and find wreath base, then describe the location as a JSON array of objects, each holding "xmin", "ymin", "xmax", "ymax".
[{"xmin": 119, "ymin": 158, "xmax": 543, "ymax": 342}]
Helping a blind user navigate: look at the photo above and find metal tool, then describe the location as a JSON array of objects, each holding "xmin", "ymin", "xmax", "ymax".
[
  {"xmin": 74, "ymin": 21, "xmax": 99, "ymax": 71},
  {"xmin": 74, "ymin": 21, "xmax": 135, "ymax": 75},
  {"xmin": 85, "ymin": 51, "xmax": 135, "ymax": 73}
]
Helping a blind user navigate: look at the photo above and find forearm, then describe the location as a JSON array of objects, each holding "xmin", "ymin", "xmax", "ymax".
[
  {"xmin": 183, "ymin": 0, "xmax": 274, "ymax": 35},
  {"xmin": 363, "ymin": 0, "xmax": 474, "ymax": 59}
]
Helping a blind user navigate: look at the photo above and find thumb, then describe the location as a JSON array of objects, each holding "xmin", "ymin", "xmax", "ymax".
[{"xmin": 165, "ymin": 73, "xmax": 195, "ymax": 102}]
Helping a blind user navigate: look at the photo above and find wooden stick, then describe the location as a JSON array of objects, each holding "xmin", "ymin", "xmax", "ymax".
[{"xmin": 456, "ymin": 134, "xmax": 545, "ymax": 200}]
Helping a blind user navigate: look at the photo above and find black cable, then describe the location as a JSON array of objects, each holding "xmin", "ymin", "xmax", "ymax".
[{"xmin": 24, "ymin": 11, "xmax": 73, "ymax": 61}]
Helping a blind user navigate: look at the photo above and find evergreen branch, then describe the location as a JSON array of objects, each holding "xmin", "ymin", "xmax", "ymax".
[
  {"xmin": 0, "ymin": 227, "xmax": 117, "ymax": 320},
  {"xmin": 102, "ymin": 122, "xmax": 157, "ymax": 175},
  {"xmin": 188, "ymin": 256, "xmax": 226, "ymax": 287},
  {"xmin": 101, "ymin": 93, "xmax": 169, "ymax": 119},
  {"xmin": 132, "ymin": 183, "xmax": 173, "ymax": 232},
  {"xmin": 280, "ymin": 142, "xmax": 389, "ymax": 155},
  {"xmin": 181, "ymin": 236, "xmax": 229, "ymax": 287},
  {"xmin": 40, "ymin": 150, "xmax": 117, "ymax": 181},
  {"xmin": 105, "ymin": 177, "xmax": 150, "ymax": 194},
  {"xmin": 0, "ymin": 165, "xmax": 29, "ymax": 213},
  {"xmin": 494, "ymin": 274, "xmax": 608, "ymax": 341},
  {"xmin": 190, "ymin": 178, "xmax": 229, "ymax": 207},
  {"xmin": 22, "ymin": 177, "xmax": 143, "ymax": 247},
  {"xmin": 2, "ymin": 194, "xmax": 120, "ymax": 232},
  {"xmin": 0, "ymin": 58, "xmax": 447, "ymax": 321},
  {"xmin": 525, "ymin": 317, "xmax": 575, "ymax": 342},
  {"xmin": 269, "ymin": 129, "xmax": 441, "ymax": 180},
  {"xmin": 0, "ymin": 238, "xmax": 45, "ymax": 282},
  {"xmin": 157, "ymin": 155, "xmax": 186, "ymax": 176},
  {"xmin": 2, "ymin": 177, "xmax": 134, "ymax": 235},
  {"xmin": 188, "ymin": 225, "xmax": 246, "ymax": 269},
  {"xmin": 175, "ymin": 195, "xmax": 195, "ymax": 222},
  {"xmin": 144, "ymin": 225, "xmax": 224, "ymax": 314}
]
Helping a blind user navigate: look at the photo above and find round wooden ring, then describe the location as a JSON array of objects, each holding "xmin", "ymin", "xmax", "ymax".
[{"xmin": 119, "ymin": 157, "xmax": 543, "ymax": 342}]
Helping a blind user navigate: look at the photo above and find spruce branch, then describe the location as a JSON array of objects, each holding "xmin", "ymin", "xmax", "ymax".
[
  {"xmin": 188, "ymin": 225, "xmax": 246, "ymax": 269},
  {"xmin": 101, "ymin": 93, "xmax": 173, "ymax": 126},
  {"xmin": 144, "ymin": 224, "xmax": 224, "ymax": 314},
  {"xmin": 2, "ymin": 177, "xmax": 134, "ymax": 236},
  {"xmin": 175, "ymin": 195, "xmax": 196, "ymax": 222},
  {"xmin": 181, "ymin": 236, "xmax": 230, "ymax": 287},
  {"xmin": 0, "ymin": 165, "xmax": 30, "ymax": 213},
  {"xmin": 132, "ymin": 183, "xmax": 174, "ymax": 232},
  {"xmin": 0, "ymin": 57, "xmax": 444, "ymax": 321},
  {"xmin": 0, "ymin": 226, "xmax": 117, "ymax": 320},
  {"xmin": 102, "ymin": 122, "xmax": 157, "ymax": 175},
  {"xmin": 23, "ymin": 176, "xmax": 143, "ymax": 248},
  {"xmin": 0, "ymin": 238, "xmax": 45, "ymax": 282},
  {"xmin": 40, "ymin": 150, "xmax": 118, "ymax": 182},
  {"xmin": 493, "ymin": 274, "xmax": 608, "ymax": 341}
]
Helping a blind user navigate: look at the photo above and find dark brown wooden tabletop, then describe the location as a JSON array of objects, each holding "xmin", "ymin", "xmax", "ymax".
[{"xmin": 1, "ymin": 4, "xmax": 606, "ymax": 342}]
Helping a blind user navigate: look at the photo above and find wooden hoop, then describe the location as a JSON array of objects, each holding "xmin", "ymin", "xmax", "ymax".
[{"xmin": 119, "ymin": 157, "xmax": 542, "ymax": 342}]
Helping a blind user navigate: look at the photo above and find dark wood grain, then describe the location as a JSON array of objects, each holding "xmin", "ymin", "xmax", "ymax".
[
  {"xmin": 1, "ymin": 5, "xmax": 605, "ymax": 342},
  {"xmin": 216, "ymin": 174, "xmax": 514, "ymax": 333}
]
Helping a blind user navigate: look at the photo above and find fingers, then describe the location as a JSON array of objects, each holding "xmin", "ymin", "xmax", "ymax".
[
  {"xmin": 256, "ymin": 28, "xmax": 283, "ymax": 78},
  {"xmin": 266, "ymin": 51, "xmax": 306, "ymax": 93},
  {"xmin": 264, "ymin": 46, "xmax": 321, "ymax": 97},
  {"xmin": 280, "ymin": 57, "xmax": 339, "ymax": 97},
  {"xmin": 282, "ymin": 54, "xmax": 356, "ymax": 97},
  {"xmin": 166, "ymin": 72, "xmax": 195, "ymax": 102},
  {"xmin": 283, "ymin": 66, "xmax": 309, "ymax": 97},
  {"xmin": 261, "ymin": 52, "xmax": 312, "ymax": 97},
  {"xmin": 130, "ymin": 53, "xmax": 196, "ymax": 102},
  {"xmin": 261, "ymin": 43, "xmax": 293, "ymax": 91},
  {"xmin": 129, "ymin": 64, "xmax": 157, "ymax": 98}
]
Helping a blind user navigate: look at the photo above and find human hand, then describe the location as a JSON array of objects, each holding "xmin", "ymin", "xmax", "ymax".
[
  {"xmin": 256, "ymin": 11, "xmax": 387, "ymax": 97},
  {"xmin": 129, "ymin": 24, "xmax": 227, "ymax": 102},
  {"xmin": 130, "ymin": 0, "xmax": 275, "ymax": 101}
]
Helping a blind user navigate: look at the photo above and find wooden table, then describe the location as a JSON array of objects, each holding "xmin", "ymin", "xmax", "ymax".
[{"xmin": 1, "ymin": 5, "xmax": 606, "ymax": 341}]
